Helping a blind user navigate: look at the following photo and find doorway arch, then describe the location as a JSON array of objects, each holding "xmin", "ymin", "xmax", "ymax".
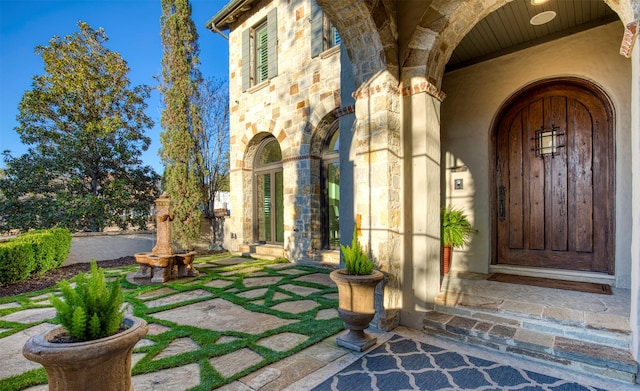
[
  {"xmin": 253, "ymin": 137, "xmax": 284, "ymax": 244},
  {"xmin": 491, "ymin": 77, "xmax": 615, "ymax": 273}
]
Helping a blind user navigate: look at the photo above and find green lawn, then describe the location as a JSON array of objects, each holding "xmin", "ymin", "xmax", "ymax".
[{"xmin": 0, "ymin": 255, "xmax": 343, "ymax": 390}]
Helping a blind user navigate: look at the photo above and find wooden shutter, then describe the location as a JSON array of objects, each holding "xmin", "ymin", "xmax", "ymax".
[
  {"xmin": 242, "ymin": 28, "xmax": 250, "ymax": 92},
  {"xmin": 267, "ymin": 8, "xmax": 278, "ymax": 79},
  {"xmin": 310, "ymin": 1, "xmax": 323, "ymax": 58},
  {"xmin": 256, "ymin": 25, "xmax": 269, "ymax": 83}
]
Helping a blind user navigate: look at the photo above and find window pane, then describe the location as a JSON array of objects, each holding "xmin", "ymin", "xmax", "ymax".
[
  {"xmin": 257, "ymin": 139, "xmax": 282, "ymax": 166},
  {"xmin": 257, "ymin": 173, "xmax": 271, "ymax": 243},
  {"xmin": 327, "ymin": 162, "xmax": 340, "ymax": 248},
  {"xmin": 275, "ymin": 171, "xmax": 284, "ymax": 243},
  {"xmin": 328, "ymin": 130, "xmax": 339, "ymax": 151}
]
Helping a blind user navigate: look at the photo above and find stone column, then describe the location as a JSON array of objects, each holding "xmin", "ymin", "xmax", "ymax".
[
  {"xmin": 399, "ymin": 78, "xmax": 445, "ymax": 328},
  {"xmin": 352, "ymin": 71, "xmax": 401, "ymax": 331}
]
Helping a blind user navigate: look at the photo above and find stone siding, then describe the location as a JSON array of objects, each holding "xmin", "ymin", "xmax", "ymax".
[{"xmin": 226, "ymin": 0, "xmax": 342, "ymax": 261}]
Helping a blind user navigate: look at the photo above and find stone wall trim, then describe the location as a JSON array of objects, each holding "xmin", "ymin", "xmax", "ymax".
[{"xmin": 620, "ymin": 20, "xmax": 639, "ymax": 58}]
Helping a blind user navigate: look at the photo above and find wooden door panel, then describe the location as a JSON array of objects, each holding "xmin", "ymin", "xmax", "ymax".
[
  {"xmin": 494, "ymin": 79, "xmax": 614, "ymax": 273},
  {"xmin": 508, "ymin": 111, "xmax": 524, "ymax": 249},
  {"xmin": 527, "ymin": 100, "xmax": 545, "ymax": 250},
  {"xmin": 569, "ymin": 100, "xmax": 594, "ymax": 253}
]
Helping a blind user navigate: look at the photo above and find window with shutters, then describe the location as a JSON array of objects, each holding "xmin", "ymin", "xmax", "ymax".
[
  {"xmin": 254, "ymin": 21, "xmax": 269, "ymax": 85},
  {"xmin": 242, "ymin": 8, "xmax": 277, "ymax": 91},
  {"xmin": 323, "ymin": 15, "xmax": 340, "ymax": 50},
  {"xmin": 311, "ymin": 3, "xmax": 340, "ymax": 58}
]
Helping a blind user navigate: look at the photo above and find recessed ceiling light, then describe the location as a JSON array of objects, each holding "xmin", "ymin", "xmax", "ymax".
[
  {"xmin": 530, "ymin": 10, "xmax": 556, "ymax": 25},
  {"xmin": 530, "ymin": 0, "xmax": 550, "ymax": 5}
]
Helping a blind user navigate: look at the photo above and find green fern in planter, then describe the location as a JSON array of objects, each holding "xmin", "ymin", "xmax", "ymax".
[
  {"xmin": 340, "ymin": 226, "xmax": 375, "ymax": 275},
  {"xmin": 49, "ymin": 260, "xmax": 124, "ymax": 341},
  {"xmin": 441, "ymin": 205, "xmax": 477, "ymax": 248}
]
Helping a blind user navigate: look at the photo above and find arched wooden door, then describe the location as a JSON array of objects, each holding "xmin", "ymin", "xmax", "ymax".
[{"xmin": 494, "ymin": 78, "xmax": 614, "ymax": 273}]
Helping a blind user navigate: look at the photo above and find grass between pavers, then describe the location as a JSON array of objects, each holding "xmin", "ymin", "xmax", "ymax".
[{"xmin": 0, "ymin": 255, "xmax": 343, "ymax": 391}]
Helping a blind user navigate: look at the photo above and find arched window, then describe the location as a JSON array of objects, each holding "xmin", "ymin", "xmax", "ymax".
[
  {"xmin": 322, "ymin": 125, "xmax": 340, "ymax": 249},
  {"xmin": 254, "ymin": 138, "xmax": 283, "ymax": 243}
]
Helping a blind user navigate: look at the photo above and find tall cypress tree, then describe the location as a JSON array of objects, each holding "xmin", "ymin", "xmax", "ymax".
[{"xmin": 159, "ymin": 0, "xmax": 203, "ymax": 248}]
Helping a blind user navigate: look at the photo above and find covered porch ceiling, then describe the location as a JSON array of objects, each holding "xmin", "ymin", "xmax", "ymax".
[{"xmin": 446, "ymin": 0, "xmax": 618, "ymax": 72}]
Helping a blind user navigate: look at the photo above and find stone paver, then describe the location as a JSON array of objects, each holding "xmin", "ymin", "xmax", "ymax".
[
  {"xmin": 0, "ymin": 307, "xmax": 56, "ymax": 324},
  {"xmin": 316, "ymin": 308, "xmax": 339, "ymax": 320},
  {"xmin": 279, "ymin": 284, "xmax": 321, "ymax": 296},
  {"xmin": 212, "ymin": 258, "xmax": 254, "ymax": 266},
  {"xmin": 135, "ymin": 339, "xmax": 156, "ymax": 349},
  {"xmin": 543, "ymin": 306, "xmax": 584, "ymax": 324},
  {"xmin": 138, "ymin": 287, "xmax": 176, "ymax": 299},
  {"xmin": 210, "ymin": 348, "xmax": 263, "ymax": 378},
  {"xmin": 147, "ymin": 323, "xmax": 171, "ymax": 335},
  {"xmin": 585, "ymin": 312, "xmax": 631, "ymax": 333},
  {"xmin": 271, "ymin": 300, "xmax": 319, "ymax": 314},
  {"xmin": 294, "ymin": 273, "xmax": 334, "ymax": 286},
  {"xmin": 237, "ymin": 288, "xmax": 268, "ymax": 299},
  {"xmin": 242, "ymin": 276, "xmax": 283, "ymax": 287},
  {"xmin": 155, "ymin": 337, "xmax": 200, "ymax": 360},
  {"xmin": 132, "ymin": 363, "xmax": 200, "ymax": 391},
  {"xmin": 0, "ymin": 323, "xmax": 55, "ymax": 380},
  {"xmin": 0, "ymin": 302, "xmax": 20, "ymax": 310},
  {"xmin": 272, "ymin": 292, "xmax": 291, "ymax": 300},
  {"xmin": 205, "ymin": 279, "xmax": 233, "ymax": 288},
  {"xmin": 257, "ymin": 332, "xmax": 309, "ymax": 352},
  {"xmin": 152, "ymin": 298, "xmax": 295, "ymax": 334},
  {"xmin": 144, "ymin": 289, "xmax": 212, "ymax": 308}
]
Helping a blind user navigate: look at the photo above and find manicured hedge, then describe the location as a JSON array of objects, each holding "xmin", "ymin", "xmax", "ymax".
[
  {"xmin": 0, "ymin": 240, "xmax": 36, "ymax": 285},
  {"xmin": 0, "ymin": 228, "xmax": 72, "ymax": 285}
]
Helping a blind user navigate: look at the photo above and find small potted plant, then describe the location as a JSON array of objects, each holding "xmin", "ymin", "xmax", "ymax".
[
  {"xmin": 441, "ymin": 205, "xmax": 477, "ymax": 275},
  {"xmin": 23, "ymin": 260, "xmax": 148, "ymax": 391},
  {"xmin": 330, "ymin": 225, "xmax": 384, "ymax": 351}
]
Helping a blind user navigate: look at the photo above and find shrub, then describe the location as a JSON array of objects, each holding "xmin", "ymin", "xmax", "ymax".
[
  {"xmin": 19, "ymin": 228, "xmax": 71, "ymax": 273},
  {"xmin": 18, "ymin": 232, "xmax": 57, "ymax": 275},
  {"xmin": 49, "ymin": 260, "xmax": 124, "ymax": 341},
  {"xmin": 0, "ymin": 240, "xmax": 36, "ymax": 285},
  {"xmin": 340, "ymin": 226, "xmax": 375, "ymax": 275},
  {"xmin": 441, "ymin": 205, "xmax": 477, "ymax": 248},
  {"xmin": 47, "ymin": 228, "xmax": 72, "ymax": 267}
]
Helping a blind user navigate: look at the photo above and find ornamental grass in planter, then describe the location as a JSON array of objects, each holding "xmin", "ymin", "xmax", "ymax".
[
  {"xmin": 330, "ymin": 226, "xmax": 383, "ymax": 351},
  {"xmin": 23, "ymin": 260, "xmax": 147, "ymax": 391}
]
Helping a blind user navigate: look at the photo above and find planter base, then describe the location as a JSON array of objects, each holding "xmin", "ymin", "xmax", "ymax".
[
  {"xmin": 336, "ymin": 308, "xmax": 378, "ymax": 351},
  {"xmin": 336, "ymin": 329, "xmax": 377, "ymax": 352}
]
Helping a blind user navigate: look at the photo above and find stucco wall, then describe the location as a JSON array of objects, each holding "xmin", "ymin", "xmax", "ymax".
[{"xmin": 440, "ymin": 22, "xmax": 632, "ymax": 287}]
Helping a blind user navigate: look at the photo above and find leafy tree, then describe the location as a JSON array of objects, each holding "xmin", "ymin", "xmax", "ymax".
[
  {"xmin": 159, "ymin": 0, "xmax": 203, "ymax": 249},
  {"xmin": 195, "ymin": 78, "xmax": 230, "ymax": 248},
  {"xmin": 0, "ymin": 22, "xmax": 159, "ymax": 233}
]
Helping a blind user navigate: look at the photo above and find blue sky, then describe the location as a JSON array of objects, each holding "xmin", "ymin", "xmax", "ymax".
[{"xmin": 0, "ymin": 0, "xmax": 230, "ymax": 174}]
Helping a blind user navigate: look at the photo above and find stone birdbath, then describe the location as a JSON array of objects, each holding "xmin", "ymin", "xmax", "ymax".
[{"xmin": 133, "ymin": 192, "xmax": 198, "ymax": 283}]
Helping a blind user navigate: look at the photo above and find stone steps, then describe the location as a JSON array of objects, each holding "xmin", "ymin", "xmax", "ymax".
[
  {"xmin": 424, "ymin": 289, "xmax": 637, "ymax": 384},
  {"xmin": 238, "ymin": 244, "xmax": 286, "ymax": 260}
]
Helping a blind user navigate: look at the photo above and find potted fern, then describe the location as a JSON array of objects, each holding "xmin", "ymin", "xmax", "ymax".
[
  {"xmin": 23, "ymin": 260, "xmax": 148, "ymax": 391},
  {"xmin": 441, "ymin": 205, "xmax": 476, "ymax": 275},
  {"xmin": 330, "ymin": 226, "xmax": 383, "ymax": 351}
]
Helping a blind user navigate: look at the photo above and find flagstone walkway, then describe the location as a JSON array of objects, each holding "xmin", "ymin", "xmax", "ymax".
[
  {"xmin": 1, "ymin": 256, "xmax": 638, "ymax": 390},
  {"xmin": 0, "ymin": 257, "xmax": 351, "ymax": 390}
]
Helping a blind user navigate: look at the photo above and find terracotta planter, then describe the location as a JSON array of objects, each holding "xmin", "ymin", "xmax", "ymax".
[
  {"xmin": 23, "ymin": 316, "xmax": 148, "ymax": 391},
  {"xmin": 330, "ymin": 269, "xmax": 384, "ymax": 351},
  {"xmin": 441, "ymin": 245, "xmax": 452, "ymax": 275}
]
